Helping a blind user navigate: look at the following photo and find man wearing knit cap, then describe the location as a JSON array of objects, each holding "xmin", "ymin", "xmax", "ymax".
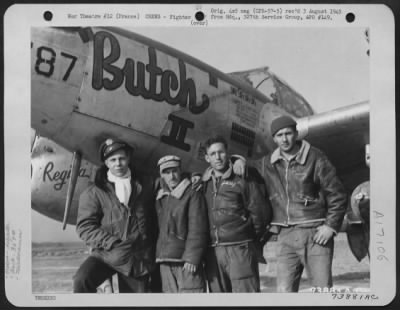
[
  {"xmin": 155, "ymin": 155, "xmax": 208, "ymax": 292},
  {"xmin": 263, "ymin": 115, "xmax": 347, "ymax": 292},
  {"xmin": 73, "ymin": 138, "xmax": 158, "ymax": 293}
]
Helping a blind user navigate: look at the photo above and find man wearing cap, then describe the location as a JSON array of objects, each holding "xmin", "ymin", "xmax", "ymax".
[
  {"xmin": 202, "ymin": 135, "xmax": 271, "ymax": 292},
  {"xmin": 263, "ymin": 115, "xmax": 347, "ymax": 292},
  {"xmin": 73, "ymin": 138, "xmax": 157, "ymax": 293},
  {"xmin": 155, "ymin": 155, "xmax": 208, "ymax": 293}
]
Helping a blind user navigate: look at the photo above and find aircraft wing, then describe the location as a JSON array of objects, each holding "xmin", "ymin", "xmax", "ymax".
[{"xmin": 296, "ymin": 101, "xmax": 369, "ymax": 191}]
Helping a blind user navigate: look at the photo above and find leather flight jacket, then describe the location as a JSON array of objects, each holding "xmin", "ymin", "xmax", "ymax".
[
  {"xmin": 155, "ymin": 178, "xmax": 209, "ymax": 266},
  {"xmin": 202, "ymin": 164, "xmax": 270, "ymax": 246},
  {"xmin": 76, "ymin": 166, "xmax": 157, "ymax": 277},
  {"xmin": 262, "ymin": 140, "xmax": 347, "ymax": 232}
]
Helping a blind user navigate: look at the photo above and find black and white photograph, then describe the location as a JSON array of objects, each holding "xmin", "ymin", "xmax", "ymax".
[{"xmin": 4, "ymin": 3, "xmax": 396, "ymax": 307}]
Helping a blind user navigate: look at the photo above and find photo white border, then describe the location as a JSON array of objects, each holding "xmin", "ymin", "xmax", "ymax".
[{"xmin": 4, "ymin": 3, "xmax": 396, "ymax": 307}]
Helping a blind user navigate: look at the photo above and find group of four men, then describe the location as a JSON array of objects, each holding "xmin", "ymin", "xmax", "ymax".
[{"xmin": 73, "ymin": 115, "xmax": 347, "ymax": 293}]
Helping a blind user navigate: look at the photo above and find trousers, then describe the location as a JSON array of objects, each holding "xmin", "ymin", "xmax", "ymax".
[
  {"xmin": 276, "ymin": 226, "xmax": 334, "ymax": 292},
  {"xmin": 205, "ymin": 242, "xmax": 260, "ymax": 292},
  {"xmin": 159, "ymin": 262, "xmax": 206, "ymax": 293},
  {"xmin": 73, "ymin": 256, "xmax": 149, "ymax": 293}
]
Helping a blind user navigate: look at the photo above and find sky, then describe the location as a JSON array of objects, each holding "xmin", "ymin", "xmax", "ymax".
[{"xmin": 32, "ymin": 26, "xmax": 369, "ymax": 242}]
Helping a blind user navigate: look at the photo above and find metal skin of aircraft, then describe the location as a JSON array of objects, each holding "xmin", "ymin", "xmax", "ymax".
[{"xmin": 31, "ymin": 27, "xmax": 370, "ymax": 262}]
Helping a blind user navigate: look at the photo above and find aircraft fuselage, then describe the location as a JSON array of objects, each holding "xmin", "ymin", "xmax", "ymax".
[{"xmin": 32, "ymin": 27, "xmax": 311, "ymax": 175}]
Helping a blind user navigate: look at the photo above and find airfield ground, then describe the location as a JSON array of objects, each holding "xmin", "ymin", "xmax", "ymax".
[{"xmin": 32, "ymin": 234, "xmax": 370, "ymax": 294}]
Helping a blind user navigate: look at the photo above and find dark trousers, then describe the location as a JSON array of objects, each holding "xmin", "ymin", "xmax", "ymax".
[
  {"xmin": 276, "ymin": 226, "xmax": 334, "ymax": 292},
  {"xmin": 149, "ymin": 263, "xmax": 162, "ymax": 293},
  {"xmin": 159, "ymin": 262, "xmax": 206, "ymax": 293},
  {"xmin": 205, "ymin": 242, "xmax": 260, "ymax": 293},
  {"xmin": 73, "ymin": 256, "xmax": 149, "ymax": 293}
]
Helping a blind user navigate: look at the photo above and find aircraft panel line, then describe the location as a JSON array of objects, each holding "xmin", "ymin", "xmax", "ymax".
[{"xmin": 71, "ymin": 110, "xmax": 160, "ymax": 139}]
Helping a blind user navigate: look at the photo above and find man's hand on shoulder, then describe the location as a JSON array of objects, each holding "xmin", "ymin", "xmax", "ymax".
[
  {"xmin": 232, "ymin": 155, "xmax": 246, "ymax": 177},
  {"xmin": 313, "ymin": 225, "xmax": 336, "ymax": 245},
  {"xmin": 183, "ymin": 262, "xmax": 197, "ymax": 273},
  {"xmin": 191, "ymin": 173, "xmax": 203, "ymax": 192}
]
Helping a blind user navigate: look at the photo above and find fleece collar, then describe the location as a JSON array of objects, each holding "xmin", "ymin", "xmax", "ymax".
[
  {"xmin": 270, "ymin": 140, "xmax": 311, "ymax": 165},
  {"xmin": 202, "ymin": 163, "xmax": 233, "ymax": 182},
  {"xmin": 156, "ymin": 178, "xmax": 191, "ymax": 200}
]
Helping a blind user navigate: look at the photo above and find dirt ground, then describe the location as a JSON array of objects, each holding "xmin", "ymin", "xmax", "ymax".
[{"xmin": 32, "ymin": 234, "xmax": 369, "ymax": 294}]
